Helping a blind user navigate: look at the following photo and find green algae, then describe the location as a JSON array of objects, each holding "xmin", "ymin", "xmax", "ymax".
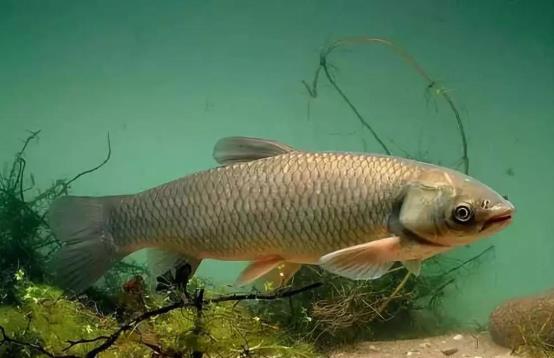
[{"xmin": 0, "ymin": 277, "xmax": 318, "ymax": 357}]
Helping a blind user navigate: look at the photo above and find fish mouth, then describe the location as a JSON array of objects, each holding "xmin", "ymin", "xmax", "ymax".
[{"xmin": 481, "ymin": 213, "xmax": 513, "ymax": 231}]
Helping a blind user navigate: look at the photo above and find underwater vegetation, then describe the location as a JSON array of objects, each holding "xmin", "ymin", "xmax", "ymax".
[
  {"xmin": 0, "ymin": 37, "xmax": 529, "ymax": 357},
  {"xmin": 0, "ymin": 277, "xmax": 320, "ymax": 357},
  {"xmin": 0, "ymin": 131, "xmax": 60, "ymax": 304},
  {"xmin": 248, "ymin": 248, "xmax": 494, "ymax": 350},
  {"xmin": 0, "ymin": 131, "xmax": 145, "ymax": 307}
]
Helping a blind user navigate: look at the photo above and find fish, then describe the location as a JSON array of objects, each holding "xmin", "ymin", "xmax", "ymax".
[{"xmin": 47, "ymin": 136, "xmax": 515, "ymax": 293}]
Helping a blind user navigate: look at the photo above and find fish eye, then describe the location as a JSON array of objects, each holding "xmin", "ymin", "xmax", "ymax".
[{"xmin": 453, "ymin": 203, "xmax": 473, "ymax": 223}]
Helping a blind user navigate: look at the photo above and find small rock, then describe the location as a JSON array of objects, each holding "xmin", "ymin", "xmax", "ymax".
[
  {"xmin": 419, "ymin": 342, "xmax": 432, "ymax": 349},
  {"xmin": 473, "ymin": 356, "xmax": 483, "ymax": 358},
  {"xmin": 368, "ymin": 345, "xmax": 379, "ymax": 352},
  {"xmin": 489, "ymin": 289, "xmax": 554, "ymax": 350},
  {"xmin": 406, "ymin": 351, "xmax": 419, "ymax": 356},
  {"xmin": 441, "ymin": 348, "xmax": 458, "ymax": 356},
  {"xmin": 452, "ymin": 334, "xmax": 464, "ymax": 341}
]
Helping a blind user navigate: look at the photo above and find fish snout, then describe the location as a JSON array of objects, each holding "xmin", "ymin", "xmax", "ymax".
[{"xmin": 481, "ymin": 197, "xmax": 515, "ymax": 233}]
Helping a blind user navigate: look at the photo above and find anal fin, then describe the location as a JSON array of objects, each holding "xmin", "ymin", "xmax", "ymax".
[
  {"xmin": 235, "ymin": 256, "xmax": 284, "ymax": 287},
  {"xmin": 253, "ymin": 262, "xmax": 302, "ymax": 291}
]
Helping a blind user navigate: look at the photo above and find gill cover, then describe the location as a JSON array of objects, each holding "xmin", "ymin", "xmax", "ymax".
[{"xmin": 398, "ymin": 177, "xmax": 452, "ymax": 241}]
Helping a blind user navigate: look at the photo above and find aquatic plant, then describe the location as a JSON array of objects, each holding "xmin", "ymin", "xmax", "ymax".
[
  {"xmin": 0, "ymin": 131, "xmax": 62, "ymax": 304},
  {"xmin": 0, "ymin": 132, "xmax": 43, "ymax": 300},
  {"xmin": 516, "ymin": 325, "xmax": 554, "ymax": 358},
  {"xmin": 0, "ymin": 131, "xmax": 153, "ymax": 308},
  {"xmin": 0, "ymin": 275, "xmax": 321, "ymax": 357},
  {"xmin": 302, "ymin": 36, "xmax": 469, "ymax": 174},
  {"xmin": 0, "ymin": 131, "xmax": 130, "ymax": 305},
  {"xmin": 248, "ymin": 246, "xmax": 493, "ymax": 349}
]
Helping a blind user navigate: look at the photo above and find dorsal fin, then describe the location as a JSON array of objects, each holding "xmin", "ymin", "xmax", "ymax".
[{"xmin": 213, "ymin": 136, "xmax": 295, "ymax": 165}]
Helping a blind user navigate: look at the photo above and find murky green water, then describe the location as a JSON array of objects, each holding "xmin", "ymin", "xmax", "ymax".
[{"xmin": 1, "ymin": 0, "xmax": 552, "ymax": 356}]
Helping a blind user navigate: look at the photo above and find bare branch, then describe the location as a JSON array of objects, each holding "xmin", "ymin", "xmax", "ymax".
[{"xmin": 67, "ymin": 282, "xmax": 322, "ymax": 357}]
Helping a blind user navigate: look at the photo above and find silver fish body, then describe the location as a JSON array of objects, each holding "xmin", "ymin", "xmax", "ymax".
[
  {"xmin": 48, "ymin": 137, "xmax": 515, "ymax": 292},
  {"xmin": 112, "ymin": 152, "xmax": 418, "ymax": 261}
]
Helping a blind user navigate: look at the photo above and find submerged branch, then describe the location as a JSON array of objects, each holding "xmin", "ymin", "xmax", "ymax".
[
  {"xmin": 377, "ymin": 271, "xmax": 411, "ymax": 314},
  {"xmin": 0, "ymin": 325, "xmax": 76, "ymax": 358},
  {"xmin": 207, "ymin": 282, "xmax": 322, "ymax": 304},
  {"xmin": 65, "ymin": 282, "xmax": 322, "ymax": 357}
]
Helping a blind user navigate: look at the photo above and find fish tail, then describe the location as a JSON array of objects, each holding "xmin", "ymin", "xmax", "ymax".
[{"xmin": 47, "ymin": 195, "xmax": 129, "ymax": 293}]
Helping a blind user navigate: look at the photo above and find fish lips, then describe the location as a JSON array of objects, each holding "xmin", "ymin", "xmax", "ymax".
[{"xmin": 481, "ymin": 210, "xmax": 514, "ymax": 233}]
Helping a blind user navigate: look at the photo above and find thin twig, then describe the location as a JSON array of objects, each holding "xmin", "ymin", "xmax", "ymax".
[
  {"xmin": 32, "ymin": 133, "xmax": 112, "ymax": 206},
  {"xmin": 9, "ymin": 130, "xmax": 41, "ymax": 183},
  {"xmin": 303, "ymin": 36, "xmax": 470, "ymax": 173},
  {"xmin": 64, "ymin": 133, "xmax": 112, "ymax": 190},
  {"xmin": 320, "ymin": 57, "xmax": 391, "ymax": 155},
  {"xmin": 436, "ymin": 245, "xmax": 494, "ymax": 277},
  {"xmin": 63, "ymin": 336, "xmax": 111, "ymax": 352},
  {"xmin": 0, "ymin": 325, "xmax": 76, "ymax": 358},
  {"xmin": 377, "ymin": 272, "xmax": 411, "ymax": 314},
  {"xmin": 206, "ymin": 282, "xmax": 322, "ymax": 304}
]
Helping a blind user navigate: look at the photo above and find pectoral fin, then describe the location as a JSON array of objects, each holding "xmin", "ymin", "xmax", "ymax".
[{"xmin": 318, "ymin": 236, "xmax": 401, "ymax": 280}]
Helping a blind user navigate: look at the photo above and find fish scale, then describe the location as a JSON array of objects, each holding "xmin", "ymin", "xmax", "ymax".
[{"xmin": 111, "ymin": 152, "xmax": 417, "ymax": 259}]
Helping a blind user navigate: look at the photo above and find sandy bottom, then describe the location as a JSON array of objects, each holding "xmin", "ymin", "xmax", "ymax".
[{"xmin": 330, "ymin": 332, "xmax": 518, "ymax": 358}]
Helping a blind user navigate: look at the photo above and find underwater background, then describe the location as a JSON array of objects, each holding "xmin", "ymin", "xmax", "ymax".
[{"xmin": 0, "ymin": 0, "xmax": 553, "ymax": 355}]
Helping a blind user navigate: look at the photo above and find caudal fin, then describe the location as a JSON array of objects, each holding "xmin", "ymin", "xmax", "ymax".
[{"xmin": 47, "ymin": 195, "xmax": 126, "ymax": 293}]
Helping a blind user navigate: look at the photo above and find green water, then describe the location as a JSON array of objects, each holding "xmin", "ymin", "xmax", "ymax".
[{"xmin": 0, "ymin": 0, "xmax": 552, "ymax": 336}]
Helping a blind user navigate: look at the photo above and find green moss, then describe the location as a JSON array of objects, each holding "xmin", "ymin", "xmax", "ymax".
[
  {"xmin": 0, "ymin": 278, "xmax": 319, "ymax": 357},
  {"xmin": 147, "ymin": 298, "xmax": 317, "ymax": 357},
  {"xmin": 0, "ymin": 281, "xmax": 123, "ymax": 356}
]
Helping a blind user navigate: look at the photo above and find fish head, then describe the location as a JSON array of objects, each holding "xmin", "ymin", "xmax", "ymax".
[{"xmin": 398, "ymin": 167, "xmax": 515, "ymax": 247}]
